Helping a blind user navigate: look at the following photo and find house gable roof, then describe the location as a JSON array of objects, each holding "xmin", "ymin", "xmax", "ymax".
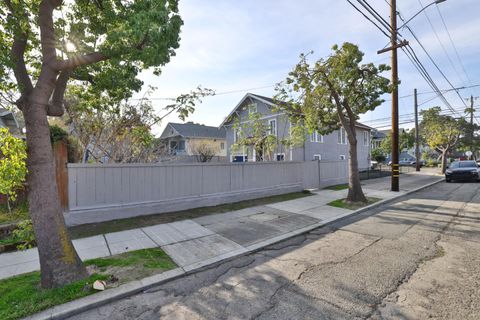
[
  {"xmin": 219, "ymin": 93, "xmax": 276, "ymax": 127},
  {"xmin": 161, "ymin": 122, "xmax": 226, "ymax": 139}
]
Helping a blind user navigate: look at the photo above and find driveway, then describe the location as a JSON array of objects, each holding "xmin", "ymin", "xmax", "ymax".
[{"xmin": 67, "ymin": 179, "xmax": 480, "ymax": 320}]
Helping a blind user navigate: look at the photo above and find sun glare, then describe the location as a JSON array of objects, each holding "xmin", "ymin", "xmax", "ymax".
[{"xmin": 65, "ymin": 41, "xmax": 76, "ymax": 52}]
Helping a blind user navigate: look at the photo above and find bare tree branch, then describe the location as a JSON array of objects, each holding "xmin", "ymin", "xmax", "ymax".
[
  {"xmin": 47, "ymin": 70, "xmax": 71, "ymax": 116},
  {"xmin": 39, "ymin": 0, "xmax": 62, "ymax": 68},
  {"xmin": 4, "ymin": 0, "xmax": 33, "ymax": 97},
  {"xmin": 56, "ymin": 52, "xmax": 108, "ymax": 70}
]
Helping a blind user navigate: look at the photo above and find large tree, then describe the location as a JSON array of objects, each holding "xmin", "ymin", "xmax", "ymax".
[
  {"xmin": 379, "ymin": 129, "xmax": 415, "ymax": 156},
  {"xmin": 0, "ymin": 0, "xmax": 183, "ymax": 288},
  {"xmin": 420, "ymin": 107, "xmax": 466, "ymax": 173},
  {"xmin": 275, "ymin": 43, "xmax": 390, "ymax": 203}
]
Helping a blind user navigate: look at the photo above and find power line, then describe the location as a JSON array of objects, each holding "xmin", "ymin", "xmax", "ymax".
[
  {"xmin": 131, "ymin": 84, "xmax": 276, "ymax": 101},
  {"xmin": 346, "ymin": 0, "xmax": 391, "ymax": 38},
  {"xmin": 368, "ymin": 106, "xmax": 480, "ymax": 129},
  {"xmin": 436, "ymin": 5, "xmax": 477, "ymax": 93},
  {"xmin": 363, "ymin": 105, "xmax": 468, "ymax": 125},
  {"xmin": 435, "ymin": 5, "xmax": 480, "ymax": 101},
  {"xmin": 403, "ymin": 25, "xmax": 470, "ymax": 114},
  {"xmin": 345, "ymin": 0, "xmax": 462, "ymax": 119},
  {"xmin": 418, "ymin": 0, "xmax": 464, "ymax": 86}
]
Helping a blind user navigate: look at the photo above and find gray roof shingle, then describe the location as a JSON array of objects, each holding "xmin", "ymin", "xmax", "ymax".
[{"xmin": 169, "ymin": 122, "xmax": 226, "ymax": 139}]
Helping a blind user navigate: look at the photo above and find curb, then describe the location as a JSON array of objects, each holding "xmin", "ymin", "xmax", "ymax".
[{"xmin": 25, "ymin": 178, "xmax": 444, "ymax": 320}]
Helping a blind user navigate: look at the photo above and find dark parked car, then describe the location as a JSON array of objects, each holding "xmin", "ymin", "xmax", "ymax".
[{"xmin": 445, "ymin": 160, "xmax": 480, "ymax": 182}]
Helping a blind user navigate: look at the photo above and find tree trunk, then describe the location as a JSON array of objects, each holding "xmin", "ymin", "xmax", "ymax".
[
  {"xmin": 23, "ymin": 98, "xmax": 87, "ymax": 289},
  {"xmin": 441, "ymin": 150, "xmax": 448, "ymax": 174},
  {"xmin": 346, "ymin": 138, "xmax": 368, "ymax": 203}
]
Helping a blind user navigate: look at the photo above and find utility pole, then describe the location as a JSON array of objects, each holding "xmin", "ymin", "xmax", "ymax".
[
  {"xmin": 470, "ymin": 95, "xmax": 474, "ymax": 159},
  {"xmin": 390, "ymin": 0, "xmax": 399, "ymax": 190},
  {"xmin": 376, "ymin": 0, "xmax": 445, "ymax": 190},
  {"xmin": 466, "ymin": 95, "xmax": 477, "ymax": 159},
  {"xmin": 377, "ymin": 0, "xmax": 408, "ymax": 191},
  {"xmin": 414, "ymin": 88, "xmax": 420, "ymax": 171}
]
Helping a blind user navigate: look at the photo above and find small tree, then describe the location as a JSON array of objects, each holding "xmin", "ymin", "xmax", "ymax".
[
  {"xmin": 275, "ymin": 43, "xmax": 390, "ymax": 203},
  {"xmin": 371, "ymin": 148, "xmax": 386, "ymax": 163},
  {"xmin": 230, "ymin": 110, "xmax": 278, "ymax": 161},
  {"xmin": 0, "ymin": 128, "xmax": 27, "ymax": 212},
  {"xmin": 420, "ymin": 107, "xmax": 465, "ymax": 173},
  {"xmin": 190, "ymin": 141, "xmax": 218, "ymax": 163}
]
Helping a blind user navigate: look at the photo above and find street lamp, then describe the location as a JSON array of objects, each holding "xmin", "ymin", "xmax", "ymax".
[
  {"xmin": 398, "ymin": 0, "xmax": 447, "ymax": 29},
  {"xmin": 378, "ymin": 0, "xmax": 447, "ymax": 192}
]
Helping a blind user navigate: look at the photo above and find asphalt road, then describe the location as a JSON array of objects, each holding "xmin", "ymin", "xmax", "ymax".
[{"xmin": 69, "ymin": 181, "xmax": 480, "ymax": 320}]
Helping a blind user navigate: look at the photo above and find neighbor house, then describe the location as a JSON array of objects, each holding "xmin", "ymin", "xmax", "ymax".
[
  {"xmin": 220, "ymin": 93, "xmax": 372, "ymax": 170},
  {"xmin": 0, "ymin": 108, "xmax": 22, "ymax": 137},
  {"xmin": 371, "ymin": 129, "xmax": 388, "ymax": 150},
  {"xmin": 160, "ymin": 122, "xmax": 227, "ymax": 157}
]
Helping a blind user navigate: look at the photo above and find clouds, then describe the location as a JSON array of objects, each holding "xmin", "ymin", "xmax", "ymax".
[{"xmin": 138, "ymin": 0, "xmax": 480, "ymax": 135}]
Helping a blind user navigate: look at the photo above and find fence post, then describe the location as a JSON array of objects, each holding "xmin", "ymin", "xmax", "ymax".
[
  {"xmin": 53, "ymin": 140, "xmax": 69, "ymax": 210},
  {"xmin": 317, "ymin": 160, "xmax": 321, "ymax": 189}
]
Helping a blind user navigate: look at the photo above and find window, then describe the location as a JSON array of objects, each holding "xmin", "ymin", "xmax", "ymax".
[
  {"xmin": 363, "ymin": 131, "xmax": 369, "ymax": 146},
  {"xmin": 178, "ymin": 140, "xmax": 185, "ymax": 151},
  {"xmin": 268, "ymin": 119, "xmax": 277, "ymax": 136},
  {"xmin": 310, "ymin": 131, "xmax": 323, "ymax": 143},
  {"xmin": 220, "ymin": 142, "xmax": 225, "ymax": 150},
  {"xmin": 275, "ymin": 153, "xmax": 285, "ymax": 161},
  {"xmin": 337, "ymin": 128, "xmax": 346, "ymax": 144},
  {"xmin": 339, "ymin": 155, "xmax": 346, "ymax": 160},
  {"xmin": 232, "ymin": 155, "xmax": 248, "ymax": 162},
  {"xmin": 248, "ymin": 103, "xmax": 257, "ymax": 114},
  {"xmin": 234, "ymin": 128, "xmax": 240, "ymax": 143},
  {"xmin": 170, "ymin": 141, "xmax": 177, "ymax": 150},
  {"xmin": 313, "ymin": 154, "xmax": 322, "ymax": 161}
]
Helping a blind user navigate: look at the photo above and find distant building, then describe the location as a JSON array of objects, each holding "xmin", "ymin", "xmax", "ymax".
[
  {"xmin": 0, "ymin": 108, "xmax": 22, "ymax": 137},
  {"xmin": 371, "ymin": 129, "xmax": 388, "ymax": 149},
  {"xmin": 160, "ymin": 122, "xmax": 227, "ymax": 157},
  {"xmin": 220, "ymin": 93, "xmax": 372, "ymax": 170}
]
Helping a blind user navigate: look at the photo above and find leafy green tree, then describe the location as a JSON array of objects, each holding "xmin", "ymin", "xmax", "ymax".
[
  {"xmin": 0, "ymin": 128, "xmax": 27, "ymax": 212},
  {"xmin": 420, "ymin": 107, "xmax": 466, "ymax": 173},
  {"xmin": 275, "ymin": 43, "xmax": 390, "ymax": 203},
  {"xmin": 379, "ymin": 129, "xmax": 415, "ymax": 156},
  {"xmin": 0, "ymin": 0, "xmax": 184, "ymax": 288}
]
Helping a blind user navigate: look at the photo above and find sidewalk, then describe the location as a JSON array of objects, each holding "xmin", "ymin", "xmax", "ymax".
[{"xmin": 0, "ymin": 172, "xmax": 442, "ymax": 280}]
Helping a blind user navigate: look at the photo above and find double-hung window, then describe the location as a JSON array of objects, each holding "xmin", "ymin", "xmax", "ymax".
[
  {"xmin": 337, "ymin": 128, "xmax": 346, "ymax": 144},
  {"xmin": 363, "ymin": 131, "xmax": 369, "ymax": 146},
  {"xmin": 234, "ymin": 128, "xmax": 241, "ymax": 143},
  {"xmin": 310, "ymin": 131, "xmax": 323, "ymax": 143},
  {"xmin": 268, "ymin": 119, "xmax": 277, "ymax": 136}
]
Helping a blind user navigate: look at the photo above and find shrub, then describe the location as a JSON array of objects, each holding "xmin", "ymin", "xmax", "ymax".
[
  {"xmin": 426, "ymin": 159, "xmax": 440, "ymax": 167},
  {"xmin": 49, "ymin": 124, "xmax": 68, "ymax": 143},
  {"xmin": 371, "ymin": 148, "xmax": 386, "ymax": 163},
  {"xmin": 0, "ymin": 128, "xmax": 27, "ymax": 210},
  {"xmin": 12, "ymin": 219, "xmax": 36, "ymax": 250}
]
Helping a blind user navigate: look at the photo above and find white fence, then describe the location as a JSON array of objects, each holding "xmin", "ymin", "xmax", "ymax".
[
  {"xmin": 66, "ymin": 161, "xmax": 338, "ymax": 226},
  {"xmin": 318, "ymin": 161, "xmax": 350, "ymax": 188}
]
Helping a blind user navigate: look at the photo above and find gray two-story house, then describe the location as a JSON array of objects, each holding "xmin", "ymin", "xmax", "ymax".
[{"xmin": 220, "ymin": 93, "xmax": 372, "ymax": 170}]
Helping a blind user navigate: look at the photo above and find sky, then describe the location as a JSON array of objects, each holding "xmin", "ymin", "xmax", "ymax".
[{"xmin": 133, "ymin": 0, "xmax": 480, "ymax": 136}]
